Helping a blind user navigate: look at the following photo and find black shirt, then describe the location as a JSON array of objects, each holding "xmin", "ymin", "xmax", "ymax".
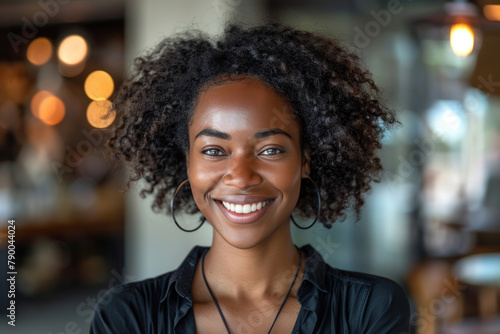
[{"xmin": 90, "ymin": 245, "xmax": 410, "ymax": 333}]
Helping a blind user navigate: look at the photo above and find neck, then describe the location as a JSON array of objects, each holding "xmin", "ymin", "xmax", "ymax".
[{"xmin": 203, "ymin": 230, "xmax": 300, "ymax": 301}]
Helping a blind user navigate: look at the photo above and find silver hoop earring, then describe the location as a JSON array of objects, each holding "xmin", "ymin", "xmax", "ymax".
[
  {"xmin": 290, "ymin": 176, "xmax": 321, "ymax": 230},
  {"xmin": 170, "ymin": 179, "xmax": 205, "ymax": 232}
]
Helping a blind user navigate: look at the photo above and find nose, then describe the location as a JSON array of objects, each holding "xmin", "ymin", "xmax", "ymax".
[{"xmin": 222, "ymin": 153, "xmax": 263, "ymax": 190}]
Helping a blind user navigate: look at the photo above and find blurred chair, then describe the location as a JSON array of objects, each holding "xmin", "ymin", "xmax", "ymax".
[{"xmin": 454, "ymin": 252, "xmax": 500, "ymax": 320}]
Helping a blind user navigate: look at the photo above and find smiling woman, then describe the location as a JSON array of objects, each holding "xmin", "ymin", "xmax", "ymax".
[
  {"xmin": 187, "ymin": 77, "xmax": 307, "ymax": 250},
  {"xmin": 90, "ymin": 21, "xmax": 411, "ymax": 333}
]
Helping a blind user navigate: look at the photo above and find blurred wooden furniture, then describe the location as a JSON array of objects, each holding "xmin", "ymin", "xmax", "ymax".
[
  {"xmin": 407, "ymin": 250, "xmax": 500, "ymax": 334},
  {"xmin": 407, "ymin": 260, "xmax": 464, "ymax": 334},
  {"xmin": 454, "ymin": 253, "xmax": 500, "ymax": 319},
  {"xmin": 0, "ymin": 185, "xmax": 124, "ymax": 247}
]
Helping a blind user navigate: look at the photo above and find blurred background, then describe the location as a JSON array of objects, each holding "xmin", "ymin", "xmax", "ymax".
[{"xmin": 1, "ymin": 0, "xmax": 500, "ymax": 333}]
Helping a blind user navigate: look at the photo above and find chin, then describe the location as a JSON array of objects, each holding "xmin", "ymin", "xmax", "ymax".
[{"xmin": 211, "ymin": 221, "xmax": 289, "ymax": 250}]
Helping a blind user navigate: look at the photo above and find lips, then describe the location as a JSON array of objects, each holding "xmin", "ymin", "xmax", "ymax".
[{"xmin": 215, "ymin": 198, "xmax": 274, "ymax": 224}]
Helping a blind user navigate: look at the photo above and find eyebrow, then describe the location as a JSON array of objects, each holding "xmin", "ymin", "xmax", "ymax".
[
  {"xmin": 194, "ymin": 128, "xmax": 293, "ymax": 141},
  {"xmin": 254, "ymin": 128, "xmax": 292, "ymax": 139},
  {"xmin": 194, "ymin": 129, "xmax": 230, "ymax": 140}
]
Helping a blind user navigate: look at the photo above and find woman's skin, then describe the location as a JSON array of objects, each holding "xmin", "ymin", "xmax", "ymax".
[{"xmin": 187, "ymin": 77, "xmax": 310, "ymax": 333}]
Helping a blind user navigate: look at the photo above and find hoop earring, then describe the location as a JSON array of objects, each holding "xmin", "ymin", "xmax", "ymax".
[
  {"xmin": 170, "ymin": 179, "xmax": 205, "ymax": 232},
  {"xmin": 290, "ymin": 176, "xmax": 321, "ymax": 230}
]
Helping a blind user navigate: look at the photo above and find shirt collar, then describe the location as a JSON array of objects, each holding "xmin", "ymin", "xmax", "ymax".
[
  {"xmin": 296, "ymin": 244, "xmax": 329, "ymax": 312},
  {"xmin": 161, "ymin": 245, "xmax": 208, "ymax": 304},
  {"xmin": 161, "ymin": 244, "xmax": 330, "ymax": 309},
  {"xmin": 299, "ymin": 244, "xmax": 329, "ymax": 292}
]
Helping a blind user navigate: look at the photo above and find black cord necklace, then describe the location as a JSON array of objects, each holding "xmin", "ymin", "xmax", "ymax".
[{"xmin": 200, "ymin": 248, "xmax": 303, "ymax": 334}]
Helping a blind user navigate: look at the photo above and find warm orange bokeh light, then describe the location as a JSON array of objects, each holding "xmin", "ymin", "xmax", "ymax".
[
  {"xmin": 450, "ymin": 24, "xmax": 474, "ymax": 57},
  {"xmin": 39, "ymin": 95, "xmax": 65, "ymax": 125},
  {"xmin": 484, "ymin": 5, "xmax": 500, "ymax": 21},
  {"xmin": 58, "ymin": 35, "xmax": 88, "ymax": 65},
  {"xmin": 27, "ymin": 37, "xmax": 53, "ymax": 65},
  {"xmin": 86, "ymin": 100, "xmax": 116, "ymax": 128},
  {"xmin": 31, "ymin": 90, "xmax": 53, "ymax": 118},
  {"xmin": 84, "ymin": 70, "xmax": 114, "ymax": 100}
]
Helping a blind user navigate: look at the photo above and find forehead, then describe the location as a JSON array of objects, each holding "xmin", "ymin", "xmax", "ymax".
[{"xmin": 190, "ymin": 77, "xmax": 299, "ymax": 136}]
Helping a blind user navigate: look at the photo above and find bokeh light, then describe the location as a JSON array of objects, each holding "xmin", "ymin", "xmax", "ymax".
[
  {"xmin": 27, "ymin": 37, "xmax": 53, "ymax": 66},
  {"xmin": 450, "ymin": 24, "xmax": 474, "ymax": 57},
  {"xmin": 31, "ymin": 90, "xmax": 53, "ymax": 118},
  {"xmin": 86, "ymin": 100, "xmax": 115, "ymax": 128},
  {"xmin": 39, "ymin": 95, "xmax": 65, "ymax": 125},
  {"xmin": 84, "ymin": 70, "xmax": 114, "ymax": 100},
  {"xmin": 57, "ymin": 35, "xmax": 88, "ymax": 65},
  {"xmin": 426, "ymin": 100, "xmax": 466, "ymax": 144},
  {"xmin": 484, "ymin": 5, "xmax": 500, "ymax": 21}
]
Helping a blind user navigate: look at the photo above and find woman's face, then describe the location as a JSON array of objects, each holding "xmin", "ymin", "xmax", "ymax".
[{"xmin": 187, "ymin": 77, "xmax": 309, "ymax": 249}]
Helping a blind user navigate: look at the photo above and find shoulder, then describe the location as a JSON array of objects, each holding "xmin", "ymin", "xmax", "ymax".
[
  {"xmin": 89, "ymin": 272, "xmax": 174, "ymax": 334},
  {"xmin": 327, "ymin": 266, "xmax": 411, "ymax": 333},
  {"xmin": 89, "ymin": 246, "xmax": 207, "ymax": 333},
  {"xmin": 95, "ymin": 271, "xmax": 174, "ymax": 310},
  {"xmin": 328, "ymin": 266, "xmax": 408, "ymax": 300}
]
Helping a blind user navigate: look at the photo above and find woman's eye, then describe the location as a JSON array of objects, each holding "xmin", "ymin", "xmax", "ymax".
[
  {"xmin": 202, "ymin": 148, "xmax": 225, "ymax": 156},
  {"xmin": 261, "ymin": 148, "xmax": 284, "ymax": 156}
]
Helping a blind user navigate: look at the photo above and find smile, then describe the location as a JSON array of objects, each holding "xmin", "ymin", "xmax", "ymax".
[
  {"xmin": 221, "ymin": 200, "xmax": 271, "ymax": 214},
  {"xmin": 215, "ymin": 198, "xmax": 274, "ymax": 224}
]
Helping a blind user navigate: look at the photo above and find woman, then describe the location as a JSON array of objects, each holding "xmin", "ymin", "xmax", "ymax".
[{"xmin": 90, "ymin": 21, "xmax": 410, "ymax": 333}]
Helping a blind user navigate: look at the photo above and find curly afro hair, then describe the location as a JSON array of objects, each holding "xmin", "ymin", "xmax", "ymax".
[{"xmin": 108, "ymin": 21, "xmax": 399, "ymax": 229}]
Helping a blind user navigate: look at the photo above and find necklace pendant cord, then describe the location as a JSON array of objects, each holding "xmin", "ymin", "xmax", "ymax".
[{"xmin": 201, "ymin": 248, "xmax": 303, "ymax": 334}]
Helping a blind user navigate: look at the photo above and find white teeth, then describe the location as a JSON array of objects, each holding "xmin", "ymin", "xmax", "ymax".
[{"xmin": 221, "ymin": 200, "xmax": 271, "ymax": 214}]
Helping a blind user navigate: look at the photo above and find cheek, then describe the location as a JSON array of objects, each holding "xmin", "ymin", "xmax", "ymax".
[
  {"xmin": 269, "ymin": 163, "xmax": 303, "ymax": 205},
  {"xmin": 187, "ymin": 156, "xmax": 221, "ymax": 207}
]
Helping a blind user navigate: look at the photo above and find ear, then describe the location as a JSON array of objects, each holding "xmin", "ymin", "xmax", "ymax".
[{"xmin": 301, "ymin": 148, "xmax": 311, "ymax": 178}]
